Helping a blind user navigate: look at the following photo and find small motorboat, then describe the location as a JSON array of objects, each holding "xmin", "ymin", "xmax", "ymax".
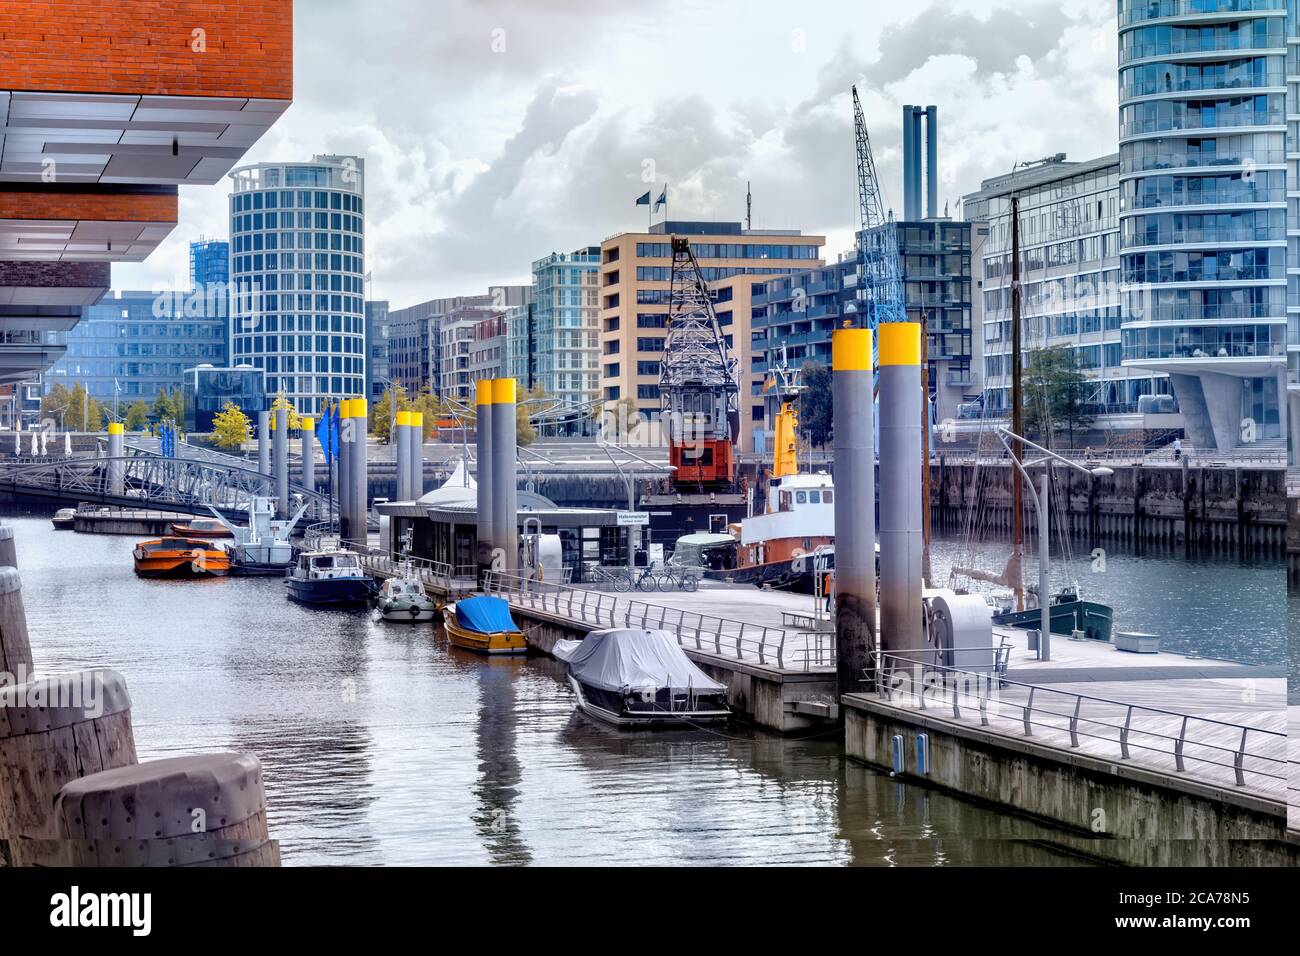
[
  {"xmin": 133, "ymin": 538, "xmax": 230, "ymax": 578},
  {"xmin": 52, "ymin": 507, "xmax": 76, "ymax": 530},
  {"xmin": 375, "ymin": 570, "xmax": 436, "ymax": 622},
  {"xmin": 284, "ymin": 547, "xmax": 376, "ymax": 606},
  {"xmin": 442, "ymin": 595, "xmax": 526, "ymax": 654},
  {"xmin": 168, "ymin": 517, "xmax": 233, "ymax": 538},
  {"xmin": 554, "ymin": 628, "xmax": 730, "ymax": 727}
]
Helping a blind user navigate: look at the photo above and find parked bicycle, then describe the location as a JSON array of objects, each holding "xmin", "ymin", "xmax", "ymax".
[{"xmin": 656, "ymin": 567, "xmax": 701, "ymax": 592}]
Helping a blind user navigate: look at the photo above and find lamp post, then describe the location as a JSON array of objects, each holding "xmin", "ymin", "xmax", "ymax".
[{"xmin": 995, "ymin": 426, "xmax": 1113, "ymax": 662}]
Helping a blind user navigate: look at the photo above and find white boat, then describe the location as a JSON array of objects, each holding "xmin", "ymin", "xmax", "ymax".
[
  {"xmin": 554, "ymin": 628, "xmax": 730, "ymax": 727},
  {"xmin": 374, "ymin": 568, "xmax": 436, "ymax": 622},
  {"xmin": 52, "ymin": 507, "xmax": 77, "ymax": 530},
  {"xmin": 209, "ymin": 497, "xmax": 308, "ymax": 575}
]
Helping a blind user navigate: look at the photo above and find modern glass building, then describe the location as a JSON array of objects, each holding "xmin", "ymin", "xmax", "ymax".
[
  {"xmin": 182, "ymin": 365, "xmax": 268, "ymax": 433},
  {"xmin": 1118, "ymin": 0, "xmax": 1289, "ymax": 451},
  {"xmin": 1287, "ymin": 2, "xmax": 1300, "ymax": 456},
  {"xmin": 530, "ymin": 247, "xmax": 601, "ymax": 414},
  {"xmin": 227, "ymin": 154, "xmax": 366, "ymax": 415},
  {"xmin": 189, "ymin": 238, "xmax": 230, "ymax": 290},
  {"xmin": 365, "ymin": 299, "xmax": 391, "ymax": 403}
]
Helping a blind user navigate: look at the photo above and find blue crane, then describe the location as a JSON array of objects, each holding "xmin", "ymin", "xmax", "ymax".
[{"xmin": 851, "ymin": 85, "xmax": 907, "ymax": 333}]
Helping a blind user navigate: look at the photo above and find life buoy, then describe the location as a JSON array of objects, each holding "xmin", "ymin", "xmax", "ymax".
[{"xmin": 408, "ymin": 603, "xmax": 421, "ymax": 617}]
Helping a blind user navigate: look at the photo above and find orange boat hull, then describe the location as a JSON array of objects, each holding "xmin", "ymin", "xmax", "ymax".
[{"xmin": 133, "ymin": 539, "xmax": 229, "ymax": 578}]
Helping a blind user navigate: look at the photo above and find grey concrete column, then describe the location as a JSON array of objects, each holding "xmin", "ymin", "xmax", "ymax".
[
  {"xmin": 395, "ymin": 411, "xmax": 411, "ymax": 501},
  {"xmin": 300, "ymin": 415, "xmax": 316, "ymax": 495},
  {"xmin": 107, "ymin": 422, "xmax": 124, "ymax": 497},
  {"xmin": 349, "ymin": 399, "xmax": 369, "ymax": 547},
  {"xmin": 257, "ymin": 411, "xmax": 270, "ymax": 476},
  {"xmin": 475, "ymin": 380, "xmax": 494, "ymax": 575},
  {"xmin": 490, "ymin": 379, "xmax": 519, "ymax": 574},
  {"xmin": 273, "ymin": 407, "xmax": 289, "ymax": 518},
  {"xmin": 878, "ymin": 322, "xmax": 924, "ymax": 656},
  {"xmin": 408, "ymin": 412, "xmax": 425, "ymax": 500},
  {"xmin": 336, "ymin": 401, "xmax": 352, "ymax": 539},
  {"xmin": 0, "ymin": 526, "xmax": 15, "ymax": 570},
  {"xmin": 832, "ymin": 328, "xmax": 877, "ymax": 701}
]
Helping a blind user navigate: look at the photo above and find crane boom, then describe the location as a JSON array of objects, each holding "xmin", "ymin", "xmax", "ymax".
[{"xmin": 852, "ymin": 85, "xmax": 906, "ymax": 331}]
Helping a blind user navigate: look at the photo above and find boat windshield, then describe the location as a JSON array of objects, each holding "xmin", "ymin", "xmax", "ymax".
[{"xmin": 313, "ymin": 554, "xmax": 359, "ymax": 569}]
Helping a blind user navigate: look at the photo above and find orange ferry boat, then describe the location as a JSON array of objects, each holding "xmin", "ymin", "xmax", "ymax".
[{"xmin": 132, "ymin": 538, "xmax": 230, "ymax": 578}]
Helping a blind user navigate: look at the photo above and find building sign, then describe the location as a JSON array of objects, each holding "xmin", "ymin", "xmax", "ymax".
[{"xmin": 616, "ymin": 510, "xmax": 649, "ymax": 526}]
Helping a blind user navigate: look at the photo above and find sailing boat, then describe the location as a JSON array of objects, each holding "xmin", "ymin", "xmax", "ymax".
[{"xmin": 948, "ymin": 192, "xmax": 1114, "ymax": 643}]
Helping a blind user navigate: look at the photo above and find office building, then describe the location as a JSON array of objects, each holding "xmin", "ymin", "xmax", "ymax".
[
  {"xmin": 227, "ymin": 153, "xmax": 367, "ymax": 415},
  {"xmin": 599, "ymin": 221, "xmax": 823, "ymax": 419},
  {"xmin": 190, "ymin": 238, "xmax": 230, "ymax": 291},
  {"xmin": 530, "ymin": 247, "xmax": 601, "ymax": 415},
  {"xmin": 182, "ymin": 364, "xmax": 268, "ymax": 432},
  {"xmin": 366, "ymin": 299, "xmax": 391, "ymax": 403},
  {"xmin": 440, "ymin": 287, "xmax": 530, "ymax": 404}
]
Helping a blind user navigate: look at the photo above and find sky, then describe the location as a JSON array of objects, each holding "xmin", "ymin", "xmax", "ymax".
[{"xmin": 114, "ymin": 0, "xmax": 1120, "ymax": 308}]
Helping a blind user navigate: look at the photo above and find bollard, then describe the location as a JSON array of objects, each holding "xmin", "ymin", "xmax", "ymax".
[
  {"xmin": 490, "ymin": 379, "xmax": 519, "ymax": 574},
  {"xmin": 257, "ymin": 410, "xmax": 270, "ymax": 477},
  {"xmin": 395, "ymin": 410, "xmax": 411, "ymax": 501},
  {"xmin": 36, "ymin": 752, "xmax": 280, "ymax": 867},
  {"xmin": 832, "ymin": 328, "xmax": 877, "ymax": 701},
  {"xmin": 337, "ymin": 399, "xmax": 353, "ymax": 539},
  {"xmin": 106, "ymin": 422, "xmax": 125, "ymax": 497},
  {"xmin": 475, "ymin": 380, "xmax": 494, "ymax": 577},
  {"xmin": 300, "ymin": 415, "xmax": 316, "ymax": 495},
  {"xmin": 273, "ymin": 407, "xmax": 289, "ymax": 518},
  {"xmin": 349, "ymin": 398, "xmax": 369, "ymax": 548},
  {"xmin": 408, "ymin": 411, "xmax": 425, "ymax": 499},
  {"xmin": 0, "ymin": 526, "xmax": 15, "ymax": 570},
  {"xmin": 0, "ymin": 567, "xmax": 32, "ymax": 680},
  {"xmin": 0, "ymin": 669, "xmax": 136, "ymax": 845}
]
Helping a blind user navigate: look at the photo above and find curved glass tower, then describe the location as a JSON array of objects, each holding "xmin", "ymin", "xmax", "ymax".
[
  {"xmin": 1118, "ymin": 0, "xmax": 1288, "ymax": 450},
  {"xmin": 227, "ymin": 154, "xmax": 366, "ymax": 416}
]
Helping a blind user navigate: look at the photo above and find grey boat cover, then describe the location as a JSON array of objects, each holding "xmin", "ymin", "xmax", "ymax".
[{"xmin": 553, "ymin": 628, "xmax": 726, "ymax": 695}]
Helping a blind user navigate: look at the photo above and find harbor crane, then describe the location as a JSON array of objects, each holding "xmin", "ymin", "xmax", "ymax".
[
  {"xmin": 659, "ymin": 236, "xmax": 741, "ymax": 491},
  {"xmin": 851, "ymin": 85, "xmax": 906, "ymax": 331}
]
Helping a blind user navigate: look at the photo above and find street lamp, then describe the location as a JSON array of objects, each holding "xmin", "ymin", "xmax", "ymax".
[
  {"xmin": 995, "ymin": 426, "xmax": 1113, "ymax": 662},
  {"xmin": 599, "ymin": 442, "xmax": 675, "ymax": 569}
]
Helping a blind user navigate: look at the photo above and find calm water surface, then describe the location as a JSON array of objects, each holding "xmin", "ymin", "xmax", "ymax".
[{"xmin": 5, "ymin": 516, "xmax": 1102, "ymax": 866}]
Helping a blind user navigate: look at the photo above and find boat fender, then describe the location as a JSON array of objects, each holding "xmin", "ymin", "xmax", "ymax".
[{"xmin": 408, "ymin": 603, "xmax": 421, "ymax": 617}]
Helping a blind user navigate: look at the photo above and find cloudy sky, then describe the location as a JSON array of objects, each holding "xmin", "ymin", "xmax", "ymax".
[{"xmin": 115, "ymin": 0, "xmax": 1119, "ymax": 307}]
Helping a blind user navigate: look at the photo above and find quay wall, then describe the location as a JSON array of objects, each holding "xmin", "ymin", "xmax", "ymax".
[
  {"xmin": 1287, "ymin": 494, "xmax": 1299, "ymax": 588},
  {"xmin": 843, "ymin": 694, "xmax": 1294, "ymax": 866}
]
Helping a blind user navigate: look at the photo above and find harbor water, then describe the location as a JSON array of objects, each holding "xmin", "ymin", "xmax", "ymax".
[{"xmin": 7, "ymin": 516, "xmax": 1280, "ymax": 865}]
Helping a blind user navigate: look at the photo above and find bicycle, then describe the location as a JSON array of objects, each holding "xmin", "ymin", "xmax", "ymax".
[
  {"xmin": 657, "ymin": 567, "xmax": 701, "ymax": 592},
  {"xmin": 631, "ymin": 567, "xmax": 660, "ymax": 592}
]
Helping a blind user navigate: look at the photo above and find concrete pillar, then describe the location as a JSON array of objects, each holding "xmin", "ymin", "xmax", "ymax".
[
  {"xmin": 491, "ymin": 378, "xmax": 519, "ymax": 574},
  {"xmin": 0, "ymin": 566, "xmax": 33, "ymax": 680},
  {"xmin": 395, "ymin": 410, "xmax": 411, "ymax": 501},
  {"xmin": 878, "ymin": 323, "xmax": 925, "ymax": 655},
  {"xmin": 409, "ymin": 411, "xmax": 425, "ymax": 499},
  {"xmin": 475, "ymin": 379, "xmax": 494, "ymax": 575},
  {"xmin": 832, "ymin": 328, "xmax": 877, "ymax": 700},
  {"xmin": 300, "ymin": 415, "xmax": 316, "ymax": 495},
  {"xmin": 107, "ymin": 421, "xmax": 124, "ymax": 497},
  {"xmin": 0, "ymin": 526, "xmax": 14, "ymax": 570},
  {"xmin": 273, "ymin": 407, "xmax": 289, "ymax": 518},
  {"xmin": 349, "ymin": 398, "xmax": 368, "ymax": 547},
  {"xmin": 337, "ymin": 399, "xmax": 353, "ymax": 538},
  {"xmin": 257, "ymin": 411, "xmax": 270, "ymax": 476}
]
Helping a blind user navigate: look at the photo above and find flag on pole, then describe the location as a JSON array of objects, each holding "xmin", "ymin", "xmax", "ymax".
[
  {"xmin": 635, "ymin": 190, "xmax": 651, "ymax": 206},
  {"xmin": 653, "ymin": 186, "xmax": 667, "ymax": 212},
  {"xmin": 316, "ymin": 407, "xmax": 334, "ymax": 465}
]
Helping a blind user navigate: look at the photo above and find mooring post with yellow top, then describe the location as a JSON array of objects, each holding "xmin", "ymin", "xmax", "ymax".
[
  {"xmin": 395, "ymin": 410, "xmax": 412, "ymax": 501},
  {"xmin": 347, "ymin": 397, "xmax": 369, "ymax": 547},
  {"xmin": 107, "ymin": 421, "xmax": 125, "ymax": 497},
  {"xmin": 878, "ymin": 322, "xmax": 925, "ymax": 656},
  {"xmin": 490, "ymin": 378, "xmax": 519, "ymax": 574},
  {"xmin": 475, "ymin": 379, "xmax": 495, "ymax": 579},
  {"xmin": 832, "ymin": 327, "xmax": 877, "ymax": 701},
  {"xmin": 300, "ymin": 415, "xmax": 316, "ymax": 496},
  {"xmin": 408, "ymin": 411, "xmax": 425, "ymax": 499},
  {"xmin": 273, "ymin": 406, "xmax": 289, "ymax": 518},
  {"xmin": 257, "ymin": 410, "xmax": 271, "ymax": 477}
]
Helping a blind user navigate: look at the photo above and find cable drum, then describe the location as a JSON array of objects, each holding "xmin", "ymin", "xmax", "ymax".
[{"xmin": 925, "ymin": 589, "xmax": 995, "ymax": 673}]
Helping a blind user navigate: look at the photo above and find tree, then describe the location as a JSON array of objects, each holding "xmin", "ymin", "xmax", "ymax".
[
  {"xmin": 152, "ymin": 387, "xmax": 182, "ymax": 425},
  {"xmin": 40, "ymin": 382, "xmax": 71, "ymax": 428},
  {"xmin": 1022, "ymin": 345, "xmax": 1095, "ymax": 445},
  {"xmin": 67, "ymin": 383, "xmax": 105, "ymax": 432},
  {"xmin": 516, "ymin": 384, "xmax": 542, "ymax": 447},
  {"xmin": 269, "ymin": 392, "xmax": 302, "ymax": 432},
  {"xmin": 369, "ymin": 385, "xmax": 408, "ymax": 442},
  {"xmin": 799, "ymin": 361, "xmax": 833, "ymax": 449},
  {"xmin": 211, "ymin": 401, "xmax": 252, "ymax": 451},
  {"xmin": 124, "ymin": 400, "xmax": 150, "ymax": 432}
]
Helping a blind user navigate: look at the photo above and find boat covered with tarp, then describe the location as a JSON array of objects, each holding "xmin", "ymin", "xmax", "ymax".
[
  {"xmin": 554, "ymin": 628, "xmax": 729, "ymax": 727},
  {"xmin": 442, "ymin": 594, "xmax": 526, "ymax": 654}
]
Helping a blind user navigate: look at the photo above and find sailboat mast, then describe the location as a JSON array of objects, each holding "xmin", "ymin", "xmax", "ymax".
[{"xmin": 1010, "ymin": 194, "xmax": 1025, "ymax": 611}]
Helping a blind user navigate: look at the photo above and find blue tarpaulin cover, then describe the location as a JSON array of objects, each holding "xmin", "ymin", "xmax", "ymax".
[{"xmin": 455, "ymin": 595, "xmax": 520, "ymax": 634}]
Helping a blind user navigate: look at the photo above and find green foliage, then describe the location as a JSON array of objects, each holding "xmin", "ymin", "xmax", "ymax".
[
  {"xmin": 151, "ymin": 387, "xmax": 183, "ymax": 425},
  {"xmin": 124, "ymin": 400, "xmax": 150, "ymax": 432},
  {"xmin": 1022, "ymin": 346, "xmax": 1095, "ymax": 444},
  {"xmin": 799, "ymin": 361, "xmax": 833, "ymax": 449},
  {"xmin": 211, "ymin": 401, "xmax": 252, "ymax": 450}
]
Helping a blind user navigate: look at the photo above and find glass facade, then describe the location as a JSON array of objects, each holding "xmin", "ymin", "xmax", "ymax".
[
  {"xmin": 227, "ymin": 155, "xmax": 366, "ymax": 415},
  {"xmin": 182, "ymin": 366, "xmax": 268, "ymax": 433},
  {"xmin": 529, "ymin": 248, "xmax": 601, "ymax": 414}
]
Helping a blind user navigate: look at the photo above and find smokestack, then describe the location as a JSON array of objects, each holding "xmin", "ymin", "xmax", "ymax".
[
  {"xmin": 408, "ymin": 412, "xmax": 424, "ymax": 499},
  {"xmin": 107, "ymin": 422, "xmax": 124, "ymax": 496},
  {"xmin": 475, "ymin": 380, "xmax": 494, "ymax": 578},
  {"xmin": 490, "ymin": 379, "xmax": 519, "ymax": 575},
  {"xmin": 925, "ymin": 106, "xmax": 938, "ymax": 219},
  {"xmin": 257, "ymin": 410, "xmax": 270, "ymax": 476},
  {"xmin": 395, "ymin": 410, "xmax": 411, "ymax": 501},
  {"xmin": 300, "ymin": 415, "xmax": 316, "ymax": 495},
  {"xmin": 902, "ymin": 106, "xmax": 917, "ymax": 221},
  {"xmin": 832, "ymin": 328, "xmax": 877, "ymax": 701},
  {"xmin": 878, "ymin": 323, "xmax": 925, "ymax": 654},
  {"xmin": 273, "ymin": 407, "xmax": 288, "ymax": 518}
]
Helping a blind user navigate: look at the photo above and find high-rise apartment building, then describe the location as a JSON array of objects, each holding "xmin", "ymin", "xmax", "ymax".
[
  {"xmin": 365, "ymin": 299, "xmax": 391, "ymax": 403},
  {"xmin": 531, "ymin": 248, "xmax": 601, "ymax": 414},
  {"xmin": 227, "ymin": 154, "xmax": 367, "ymax": 415}
]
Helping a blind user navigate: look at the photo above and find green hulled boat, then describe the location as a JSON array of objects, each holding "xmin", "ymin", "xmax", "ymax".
[{"xmin": 990, "ymin": 586, "xmax": 1113, "ymax": 643}]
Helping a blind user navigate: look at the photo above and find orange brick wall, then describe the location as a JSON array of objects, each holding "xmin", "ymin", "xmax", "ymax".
[
  {"xmin": 0, "ymin": 188, "xmax": 178, "ymax": 223},
  {"xmin": 0, "ymin": 1, "xmax": 292, "ymax": 100}
]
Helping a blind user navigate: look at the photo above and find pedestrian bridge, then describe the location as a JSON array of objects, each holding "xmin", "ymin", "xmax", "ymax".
[{"xmin": 0, "ymin": 454, "xmax": 332, "ymax": 522}]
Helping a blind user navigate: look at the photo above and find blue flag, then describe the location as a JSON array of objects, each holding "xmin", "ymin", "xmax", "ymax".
[
  {"xmin": 635, "ymin": 190, "xmax": 650, "ymax": 206},
  {"xmin": 654, "ymin": 186, "xmax": 667, "ymax": 211},
  {"xmin": 316, "ymin": 407, "xmax": 334, "ymax": 465}
]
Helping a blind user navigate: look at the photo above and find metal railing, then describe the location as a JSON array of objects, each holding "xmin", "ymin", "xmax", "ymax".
[
  {"xmin": 868, "ymin": 649, "xmax": 1285, "ymax": 791},
  {"xmin": 483, "ymin": 571, "xmax": 831, "ymax": 671},
  {"xmin": 338, "ymin": 537, "xmax": 480, "ymax": 595}
]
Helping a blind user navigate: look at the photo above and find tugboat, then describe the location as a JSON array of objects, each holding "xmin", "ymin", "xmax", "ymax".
[
  {"xmin": 554, "ymin": 627, "xmax": 730, "ymax": 727},
  {"xmin": 442, "ymin": 595, "xmax": 527, "ymax": 654},
  {"xmin": 284, "ymin": 547, "xmax": 376, "ymax": 606},
  {"xmin": 52, "ymin": 507, "xmax": 77, "ymax": 530},
  {"xmin": 374, "ymin": 567, "xmax": 437, "ymax": 622},
  {"xmin": 133, "ymin": 538, "xmax": 230, "ymax": 578}
]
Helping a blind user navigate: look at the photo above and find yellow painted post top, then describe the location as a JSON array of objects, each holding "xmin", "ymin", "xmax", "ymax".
[
  {"xmin": 351, "ymin": 398, "xmax": 368, "ymax": 418},
  {"xmin": 879, "ymin": 322, "xmax": 922, "ymax": 366},
  {"xmin": 107, "ymin": 422, "xmax": 124, "ymax": 435},
  {"xmin": 491, "ymin": 377, "xmax": 516, "ymax": 404},
  {"xmin": 475, "ymin": 379, "xmax": 493, "ymax": 406},
  {"xmin": 395, "ymin": 410, "xmax": 413, "ymax": 427},
  {"xmin": 831, "ymin": 328, "xmax": 873, "ymax": 371},
  {"xmin": 410, "ymin": 412, "xmax": 424, "ymax": 428},
  {"xmin": 300, "ymin": 415, "xmax": 314, "ymax": 429},
  {"xmin": 338, "ymin": 398, "xmax": 352, "ymax": 419}
]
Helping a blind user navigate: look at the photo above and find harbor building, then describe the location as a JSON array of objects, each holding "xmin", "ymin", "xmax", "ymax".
[
  {"xmin": 365, "ymin": 299, "xmax": 391, "ymax": 403},
  {"xmin": 530, "ymin": 247, "xmax": 601, "ymax": 417},
  {"xmin": 1118, "ymin": 0, "xmax": 1289, "ymax": 452},
  {"xmin": 598, "ymin": 221, "xmax": 824, "ymax": 420},
  {"xmin": 227, "ymin": 154, "xmax": 367, "ymax": 416}
]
